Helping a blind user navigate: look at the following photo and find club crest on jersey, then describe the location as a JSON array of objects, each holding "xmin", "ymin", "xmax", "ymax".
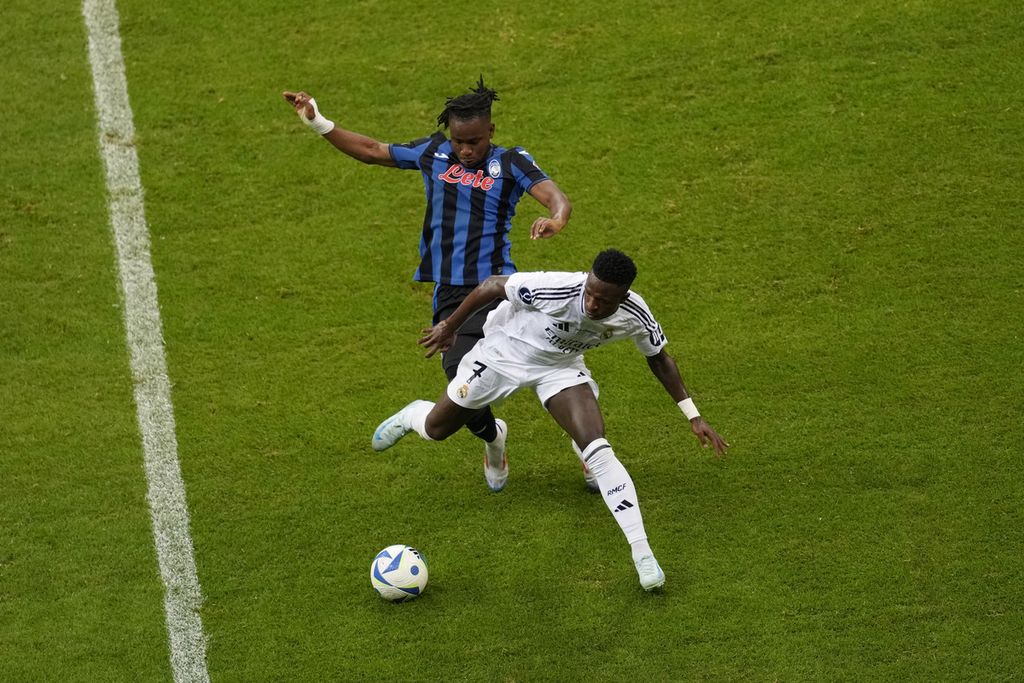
[
  {"xmin": 487, "ymin": 159, "xmax": 501, "ymax": 178},
  {"xmin": 601, "ymin": 329, "xmax": 614, "ymax": 339},
  {"xmin": 457, "ymin": 384, "xmax": 469, "ymax": 399},
  {"xmin": 518, "ymin": 287, "xmax": 534, "ymax": 304},
  {"xmin": 438, "ymin": 164, "xmax": 495, "ymax": 190}
]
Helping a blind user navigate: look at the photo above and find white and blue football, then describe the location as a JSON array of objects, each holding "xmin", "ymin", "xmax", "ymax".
[{"xmin": 370, "ymin": 545, "xmax": 428, "ymax": 602}]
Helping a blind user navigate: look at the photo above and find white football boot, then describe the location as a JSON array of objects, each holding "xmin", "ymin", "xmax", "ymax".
[
  {"xmin": 483, "ymin": 419, "xmax": 508, "ymax": 492},
  {"xmin": 371, "ymin": 401, "xmax": 428, "ymax": 451},
  {"xmin": 634, "ymin": 555, "xmax": 666, "ymax": 591}
]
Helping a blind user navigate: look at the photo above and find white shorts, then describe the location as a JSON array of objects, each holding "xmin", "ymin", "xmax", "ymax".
[{"xmin": 446, "ymin": 342, "xmax": 599, "ymax": 409}]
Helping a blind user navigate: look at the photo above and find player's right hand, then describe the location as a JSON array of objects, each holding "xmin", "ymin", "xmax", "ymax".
[
  {"xmin": 282, "ymin": 91, "xmax": 315, "ymax": 120},
  {"xmin": 530, "ymin": 216, "xmax": 565, "ymax": 240},
  {"xmin": 418, "ymin": 321, "xmax": 454, "ymax": 358}
]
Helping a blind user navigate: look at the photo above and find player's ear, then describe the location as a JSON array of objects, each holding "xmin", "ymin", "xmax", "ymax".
[{"xmin": 489, "ymin": 122, "xmax": 495, "ymax": 137}]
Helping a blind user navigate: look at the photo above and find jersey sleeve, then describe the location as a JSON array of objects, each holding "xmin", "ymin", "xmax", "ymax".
[
  {"xmin": 508, "ymin": 147, "xmax": 550, "ymax": 192},
  {"xmin": 388, "ymin": 135, "xmax": 434, "ymax": 170},
  {"xmin": 502, "ymin": 272, "xmax": 537, "ymax": 312},
  {"xmin": 634, "ymin": 326, "xmax": 668, "ymax": 357},
  {"xmin": 623, "ymin": 292, "xmax": 668, "ymax": 357},
  {"xmin": 502, "ymin": 271, "xmax": 584, "ymax": 315}
]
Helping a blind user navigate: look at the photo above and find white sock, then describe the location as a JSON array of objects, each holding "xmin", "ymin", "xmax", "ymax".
[
  {"xmin": 580, "ymin": 438, "xmax": 651, "ymax": 559},
  {"xmin": 484, "ymin": 419, "xmax": 506, "ymax": 467},
  {"xmin": 630, "ymin": 538, "xmax": 652, "ymax": 560},
  {"xmin": 402, "ymin": 400, "xmax": 435, "ymax": 440}
]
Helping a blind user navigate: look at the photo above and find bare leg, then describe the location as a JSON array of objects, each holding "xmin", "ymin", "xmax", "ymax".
[
  {"xmin": 372, "ymin": 395, "xmax": 479, "ymax": 451},
  {"xmin": 544, "ymin": 384, "xmax": 606, "ymax": 447},
  {"xmin": 544, "ymin": 384, "xmax": 664, "ymax": 589},
  {"xmin": 423, "ymin": 392, "xmax": 480, "ymax": 441}
]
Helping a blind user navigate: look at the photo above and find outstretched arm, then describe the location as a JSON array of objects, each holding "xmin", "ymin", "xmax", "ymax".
[
  {"xmin": 527, "ymin": 179, "xmax": 572, "ymax": 239},
  {"xmin": 418, "ymin": 276, "xmax": 510, "ymax": 358},
  {"xmin": 646, "ymin": 349, "xmax": 730, "ymax": 456},
  {"xmin": 283, "ymin": 91, "xmax": 396, "ymax": 166}
]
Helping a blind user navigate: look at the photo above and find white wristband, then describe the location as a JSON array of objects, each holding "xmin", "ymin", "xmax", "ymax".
[
  {"xmin": 678, "ymin": 398, "xmax": 700, "ymax": 420},
  {"xmin": 298, "ymin": 97, "xmax": 335, "ymax": 135}
]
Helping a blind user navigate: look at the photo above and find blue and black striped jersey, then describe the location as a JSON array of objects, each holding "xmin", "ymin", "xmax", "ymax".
[{"xmin": 389, "ymin": 132, "xmax": 549, "ymax": 286}]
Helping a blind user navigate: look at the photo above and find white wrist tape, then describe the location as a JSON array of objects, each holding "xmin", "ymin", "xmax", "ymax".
[
  {"xmin": 678, "ymin": 397, "xmax": 700, "ymax": 420},
  {"xmin": 299, "ymin": 97, "xmax": 335, "ymax": 135}
]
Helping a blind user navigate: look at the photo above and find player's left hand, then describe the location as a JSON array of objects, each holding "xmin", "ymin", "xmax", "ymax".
[
  {"xmin": 418, "ymin": 321, "xmax": 455, "ymax": 358},
  {"xmin": 690, "ymin": 418, "xmax": 730, "ymax": 457},
  {"xmin": 530, "ymin": 217, "xmax": 565, "ymax": 240}
]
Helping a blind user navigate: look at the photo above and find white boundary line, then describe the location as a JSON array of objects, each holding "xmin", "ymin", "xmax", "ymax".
[{"xmin": 82, "ymin": 1, "xmax": 211, "ymax": 681}]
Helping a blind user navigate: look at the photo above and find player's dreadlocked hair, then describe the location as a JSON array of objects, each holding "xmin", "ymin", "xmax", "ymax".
[
  {"xmin": 592, "ymin": 249, "xmax": 638, "ymax": 288},
  {"xmin": 436, "ymin": 75, "xmax": 499, "ymax": 129}
]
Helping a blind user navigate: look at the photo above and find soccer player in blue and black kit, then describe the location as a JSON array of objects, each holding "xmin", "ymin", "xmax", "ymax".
[{"xmin": 283, "ymin": 78, "xmax": 572, "ymax": 485}]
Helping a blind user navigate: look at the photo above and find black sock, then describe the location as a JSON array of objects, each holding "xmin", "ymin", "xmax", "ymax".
[{"xmin": 465, "ymin": 407, "xmax": 498, "ymax": 442}]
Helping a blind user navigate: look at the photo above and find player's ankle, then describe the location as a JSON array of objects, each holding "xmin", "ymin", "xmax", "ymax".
[{"xmin": 630, "ymin": 539, "xmax": 653, "ymax": 562}]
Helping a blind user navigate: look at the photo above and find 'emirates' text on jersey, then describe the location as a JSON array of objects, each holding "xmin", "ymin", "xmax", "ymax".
[
  {"xmin": 389, "ymin": 133, "xmax": 549, "ymax": 286},
  {"xmin": 480, "ymin": 272, "xmax": 668, "ymax": 369}
]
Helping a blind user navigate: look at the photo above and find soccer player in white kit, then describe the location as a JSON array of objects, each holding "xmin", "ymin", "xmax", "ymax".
[{"xmin": 372, "ymin": 249, "xmax": 729, "ymax": 591}]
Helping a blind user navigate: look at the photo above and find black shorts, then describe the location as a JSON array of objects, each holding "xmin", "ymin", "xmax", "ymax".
[{"xmin": 433, "ymin": 284, "xmax": 501, "ymax": 378}]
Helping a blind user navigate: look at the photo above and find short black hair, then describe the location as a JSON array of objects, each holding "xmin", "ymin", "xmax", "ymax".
[
  {"xmin": 437, "ymin": 75, "xmax": 499, "ymax": 129},
  {"xmin": 592, "ymin": 249, "xmax": 637, "ymax": 288}
]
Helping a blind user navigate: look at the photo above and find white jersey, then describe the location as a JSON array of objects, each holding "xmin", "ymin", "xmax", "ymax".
[{"xmin": 478, "ymin": 271, "xmax": 667, "ymax": 371}]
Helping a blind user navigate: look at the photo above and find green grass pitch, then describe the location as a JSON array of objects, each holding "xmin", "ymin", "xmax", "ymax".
[{"xmin": 2, "ymin": 0, "xmax": 1022, "ymax": 680}]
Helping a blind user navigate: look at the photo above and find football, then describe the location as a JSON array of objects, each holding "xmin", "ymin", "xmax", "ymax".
[{"xmin": 370, "ymin": 545, "xmax": 429, "ymax": 602}]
